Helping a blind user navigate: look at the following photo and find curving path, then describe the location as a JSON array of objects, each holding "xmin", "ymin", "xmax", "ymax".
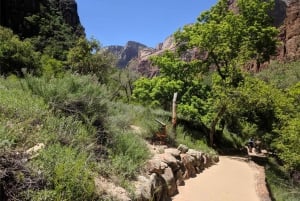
[{"xmin": 172, "ymin": 156, "xmax": 262, "ymax": 201}]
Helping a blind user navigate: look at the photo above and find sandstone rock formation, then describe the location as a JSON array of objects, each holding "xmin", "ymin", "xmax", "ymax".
[
  {"xmin": 277, "ymin": 0, "xmax": 300, "ymax": 61},
  {"xmin": 105, "ymin": 41, "xmax": 147, "ymax": 68}
]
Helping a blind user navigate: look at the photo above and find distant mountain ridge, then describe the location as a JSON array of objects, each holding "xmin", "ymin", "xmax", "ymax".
[{"xmin": 105, "ymin": 41, "xmax": 148, "ymax": 68}]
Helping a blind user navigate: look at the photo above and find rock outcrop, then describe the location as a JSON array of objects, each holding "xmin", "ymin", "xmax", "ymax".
[
  {"xmin": 0, "ymin": 0, "xmax": 84, "ymax": 38},
  {"xmin": 277, "ymin": 0, "xmax": 300, "ymax": 61},
  {"xmin": 105, "ymin": 41, "xmax": 148, "ymax": 68},
  {"xmin": 135, "ymin": 145, "xmax": 219, "ymax": 201}
]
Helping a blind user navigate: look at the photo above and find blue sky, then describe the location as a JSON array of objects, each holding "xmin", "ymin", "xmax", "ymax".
[{"xmin": 76, "ymin": 0, "xmax": 217, "ymax": 48}]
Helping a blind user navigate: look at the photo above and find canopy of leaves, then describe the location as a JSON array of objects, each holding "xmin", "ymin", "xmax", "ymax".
[
  {"xmin": 67, "ymin": 37, "xmax": 117, "ymax": 83},
  {"xmin": 0, "ymin": 26, "xmax": 40, "ymax": 76}
]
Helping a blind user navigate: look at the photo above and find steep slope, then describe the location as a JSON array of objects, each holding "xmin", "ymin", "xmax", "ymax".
[
  {"xmin": 277, "ymin": 0, "xmax": 300, "ymax": 61},
  {"xmin": 0, "ymin": 0, "xmax": 84, "ymax": 38}
]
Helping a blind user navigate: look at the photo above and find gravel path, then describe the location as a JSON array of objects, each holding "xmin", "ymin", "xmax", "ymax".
[{"xmin": 172, "ymin": 156, "xmax": 268, "ymax": 201}]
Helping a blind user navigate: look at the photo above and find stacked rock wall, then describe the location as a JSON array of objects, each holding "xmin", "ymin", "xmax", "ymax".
[{"xmin": 135, "ymin": 144, "xmax": 219, "ymax": 201}]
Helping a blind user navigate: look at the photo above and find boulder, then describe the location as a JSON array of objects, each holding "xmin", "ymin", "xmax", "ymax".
[
  {"xmin": 161, "ymin": 167, "xmax": 178, "ymax": 197},
  {"xmin": 174, "ymin": 169, "xmax": 185, "ymax": 186},
  {"xmin": 146, "ymin": 159, "xmax": 168, "ymax": 174},
  {"xmin": 156, "ymin": 153, "xmax": 180, "ymax": 171},
  {"xmin": 177, "ymin": 144, "xmax": 189, "ymax": 154},
  {"xmin": 164, "ymin": 148, "xmax": 181, "ymax": 158},
  {"xmin": 180, "ymin": 153, "xmax": 196, "ymax": 179},
  {"xmin": 135, "ymin": 174, "xmax": 169, "ymax": 201}
]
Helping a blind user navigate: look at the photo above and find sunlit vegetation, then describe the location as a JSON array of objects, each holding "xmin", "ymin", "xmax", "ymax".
[{"xmin": 0, "ymin": 0, "xmax": 299, "ymax": 200}]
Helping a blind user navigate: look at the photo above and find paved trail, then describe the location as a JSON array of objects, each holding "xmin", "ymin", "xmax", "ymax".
[{"xmin": 172, "ymin": 156, "xmax": 261, "ymax": 201}]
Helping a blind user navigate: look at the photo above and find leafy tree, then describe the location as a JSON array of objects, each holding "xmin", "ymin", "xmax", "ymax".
[
  {"xmin": 237, "ymin": 0, "xmax": 279, "ymax": 70},
  {"xmin": 109, "ymin": 68, "xmax": 141, "ymax": 102},
  {"xmin": 169, "ymin": 0, "xmax": 279, "ymax": 145},
  {"xmin": 24, "ymin": 1, "xmax": 83, "ymax": 61},
  {"xmin": 0, "ymin": 26, "xmax": 40, "ymax": 76},
  {"xmin": 67, "ymin": 37, "xmax": 117, "ymax": 83}
]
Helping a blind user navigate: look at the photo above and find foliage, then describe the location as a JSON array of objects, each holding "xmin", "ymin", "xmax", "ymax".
[
  {"xmin": 265, "ymin": 158, "xmax": 300, "ymax": 201},
  {"xmin": 275, "ymin": 116, "xmax": 300, "ymax": 170},
  {"xmin": 0, "ymin": 26, "xmax": 41, "ymax": 76},
  {"xmin": 40, "ymin": 55, "xmax": 64, "ymax": 78},
  {"xmin": 23, "ymin": 73, "xmax": 109, "ymax": 127},
  {"xmin": 31, "ymin": 144, "xmax": 96, "ymax": 201},
  {"xmin": 67, "ymin": 37, "xmax": 117, "ymax": 83},
  {"xmin": 174, "ymin": 125, "xmax": 215, "ymax": 154},
  {"xmin": 26, "ymin": 2, "xmax": 82, "ymax": 61},
  {"xmin": 108, "ymin": 68, "xmax": 141, "ymax": 102},
  {"xmin": 109, "ymin": 131, "xmax": 151, "ymax": 180},
  {"xmin": 256, "ymin": 61, "xmax": 300, "ymax": 89}
]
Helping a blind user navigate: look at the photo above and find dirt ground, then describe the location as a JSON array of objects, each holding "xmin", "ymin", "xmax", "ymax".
[{"xmin": 172, "ymin": 156, "xmax": 270, "ymax": 201}]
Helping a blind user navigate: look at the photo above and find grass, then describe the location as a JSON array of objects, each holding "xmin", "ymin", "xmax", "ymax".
[
  {"xmin": 174, "ymin": 125, "xmax": 216, "ymax": 154},
  {"xmin": 265, "ymin": 158, "xmax": 300, "ymax": 201},
  {"xmin": 256, "ymin": 61, "xmax": 300, "ymax": 89}
]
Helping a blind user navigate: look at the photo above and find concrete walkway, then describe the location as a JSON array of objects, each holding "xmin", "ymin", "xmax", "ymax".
[{"xmin": 172, "ymin": 156, "xmax": 261, "ymax": 201}]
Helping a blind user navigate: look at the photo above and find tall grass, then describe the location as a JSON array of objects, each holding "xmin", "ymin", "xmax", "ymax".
[
  {"xmin": 174, "ymin": 125, "xmax": 216, "ymax": 154},
  {"xmin": 265, "ymin": 158, "xmax": 300, "ymax": 201}
]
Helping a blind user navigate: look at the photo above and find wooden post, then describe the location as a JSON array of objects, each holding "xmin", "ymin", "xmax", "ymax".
[{"xmin": 172, "ymin": 92, "xmax": 178, "ymax": 136}]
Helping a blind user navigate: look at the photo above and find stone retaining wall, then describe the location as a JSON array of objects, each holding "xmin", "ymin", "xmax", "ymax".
[{"xmin": 134, "ymin": 144, "xmax": 219, "ymax": 201}]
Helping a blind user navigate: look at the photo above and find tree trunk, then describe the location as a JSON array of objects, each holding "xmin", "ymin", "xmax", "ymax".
[
  {"xmin": 209, "ymin": 105, "xmax": 226, "ymax": 147},
  {"xmin": 172, "ymin": 92, "xmax": 178, "ymax": 136}
]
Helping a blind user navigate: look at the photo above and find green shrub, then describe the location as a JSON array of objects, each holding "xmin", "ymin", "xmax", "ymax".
[
  {"xmin": 42, "ymin": 116, "xmax": 95, "ymax": 151},
  {"xmin": 31, "ymin": 144, "xmax": 96, "ymax": 201},
  {"xmin": 0, "ymin": 82, "xmax": 48, "ymax": 148},
  {"xmin": 0, "ymin": 26, "xmax": 41, "ymax": 76},
  {"xmin": 109, "ymin": 131, "xmax": 151, "ymax": 180},
  {"xmin": 256, "ymin": 61, "xmax": 300, "ymax": 89},
  {"xmin": 23, "ymin": 73, "xmax": 109, "ymax": 126},
  {"xmin": 266, "ymin": 158, "xmax": 300, "ymax": 201},
  {"xmin": 174, "ymin": 125, "xmax": 215, "ymax": 154}
]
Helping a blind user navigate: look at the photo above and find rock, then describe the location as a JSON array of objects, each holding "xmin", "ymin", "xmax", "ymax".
[
  {"xmin": 180, "ymin": 153, "xmax": 196, "ymax": 179},
  {"xmin": 156, "ymin": 153, "xmax": 180, "ymax": 170},
  {"xmin": 105, "ymin": 41, "xmax": 148, "ymax": 68},
  {"xmin": 135, "ymin": 174, "xmax": 169, "ymax": 201},
  {"xmin": 187, "ymin": 149, "xmax": 204, "ymax": 172},
  {"xmin": 177, "ymin": 144, "xmax": 189, "ymax": 154},
  {"xmin": 146, "ymin": 159, "xmax": 168, "ymax": 174},
  {"xmin": 25, "ymin": 143, "xmax": 45, "ymax": 159},
  {"xmin": 161, "ymin": 167, "xmax": 178, "ymax": 197},
  {"xmin": 174, "ymin": 169, "xmax": 185, "ymax": 186},
  {"xmin": 94, "ymin": 177, "xmax": 131, "ymax": 201},
  {"xmin": 212, "ymin": 155, "xmax": 220, "ymax": 163},
  {"xmin": 164, "ymin": 148, "xmax": 181, "ymax": 158}
]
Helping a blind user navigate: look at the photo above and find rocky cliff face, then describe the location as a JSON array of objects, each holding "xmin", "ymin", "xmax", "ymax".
[
  {"xmin": 0, "ymin": 0, "xmax": 84, "ymax": 38},
  {"xmin": 277, "ymin": 0, "xmax": 300, "ymax": 61},
  {"xmin": 106, "ymin": 41, "xmax": 147, "ymax": 68}
]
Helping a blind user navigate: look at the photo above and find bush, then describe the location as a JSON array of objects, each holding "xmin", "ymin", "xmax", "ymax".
[
  {"xmin": 31, "ymin": 144, "xmax": 96, "ymax": 201},
  {"xmin": 256, "ymin": 61, "xmax": 300, "ymax": 89},
  {"xmin": 0, "ymin": 80, "xmax": 48, "ymax": 149},
  {"xmin": 23, "ymin": 73, "xmax": 109, "ymax": 126},
  {"xmin": 0, "ymin": 26, "xmax": 41, "ymax": 76},
  {"xmin": 174, "ymin": 125, "xmax": 215, "ymax": 154},
  {"xmin": 109, "ymin": 131, "xmax": 151, "ymax": 180},
  {"xmin": 266, "ymin": 158, "xmax": 300, "ymax": 201}
]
